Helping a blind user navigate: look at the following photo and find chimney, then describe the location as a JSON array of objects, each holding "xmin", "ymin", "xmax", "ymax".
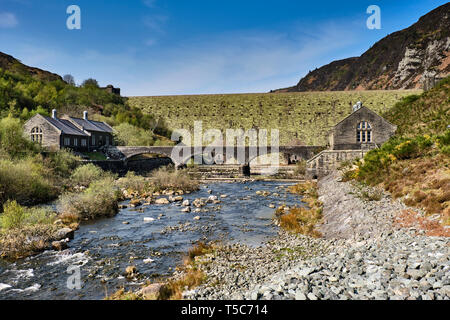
[
  {"xmin": 83, "ymin": 111, "xmax": 88, "ymax": 120},
  {"xmin": 52, "ymin": 109, "xmax": 57, "ymax": 119}
]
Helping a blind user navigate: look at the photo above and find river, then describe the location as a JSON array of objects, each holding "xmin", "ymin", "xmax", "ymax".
[{"xmin": 0, "ymin": 180, "xmax": 304, "ymax": 300}]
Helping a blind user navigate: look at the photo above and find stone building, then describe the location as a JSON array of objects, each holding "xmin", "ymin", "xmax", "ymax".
[
  {"xmin": 101, "ymin": 84, "xmax": 121, "ymax": 96},
  {"xmin": 24, "ymin": 110, "xmax": 114, "ymax": 152},
  {"xmin": 328, "ymin": 105, "xmax": 397, "ymax": 150}
]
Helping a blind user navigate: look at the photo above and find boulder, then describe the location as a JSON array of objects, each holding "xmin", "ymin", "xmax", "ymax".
[
  {"xmin": 140, "ymin": 283, "xmax": 163, "ymax": 299},
  {"xmin": 51, "ymin": 240, "xmax": 68, "ymax": 251},
  {"xmin": 125, "ymin": 265, "xmax": 137, "ymax": 277},
  {"xmin": 55, "ymin": 228, "xmax": 74, "ymax": 240},
  {"xmin": 155, "ymin": 198, "xmax": 170, "ymax": 205},
  {"xmin": 182, "ymin": 200, "xmax": 190, "ymax": 206},
  {"xmin": 182, "ymin": 207, "xmax": 191, "ymax": 213}
]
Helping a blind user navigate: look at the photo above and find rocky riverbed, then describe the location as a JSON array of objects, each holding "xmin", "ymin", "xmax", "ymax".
[{"xmin": 183, "ymin": 173, "xmax": 450, "ymax": 300}]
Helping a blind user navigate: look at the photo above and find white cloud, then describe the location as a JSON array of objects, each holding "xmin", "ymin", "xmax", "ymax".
[
  {"xmin": 144, "ymin": 38, "xmax": 157, "ymax": 46},
  {"xmin": 1, "ymin": 18, "xmax": 364, "ymax": 96},
  {"xmin": 143, "ymin": 14, "xmax": 168, "ymax": 33},
  {"xmin": 142, "ymin": 0, "xmax": 157, "ymax": 8},
  {"xmin": 0, "ymin": 12, "xmax": 18, "ymax": 28},
  {"xmin": 129, "ymin": 20, "xmax": 364, "ymax": 95}
]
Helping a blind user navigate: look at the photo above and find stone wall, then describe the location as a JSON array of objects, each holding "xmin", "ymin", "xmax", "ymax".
[
  {"xmin": 306, "ymin": 150, "xmax": 369, "ymax": 179},
  {"xmin": 330, "ymin": 107, "xmax": 396, "ymax": 150},
  {"xmin": 24, "ymin": 115, "xmax": 61, "ymax": 151},
  {"xmin": 81, "ymin": 157, "xmax": 172, "ymax": 176}
]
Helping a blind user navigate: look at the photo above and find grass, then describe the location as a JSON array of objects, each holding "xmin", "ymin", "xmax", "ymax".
[
  {"xmin": 107, "ymin": 242, "xmax": 214, "ymax": 300},
  {"xmin": 70, "ymin": 163, "xmax": 115, "ymax": 187},
  {"xmin": 129, "ymin": 90, "xmax": 418, "ymax": 146},
  {"xmin": 275, "ymin": 181, "xmax": 323, "ymax": 238},
  {"xmin": 58, "ymin": 176, "xmax": 121, "ymax": 221},
  {"xmin": 157, "ymin": 241, "xmax": 214, "ymax": 300},
  {"xmin": 81, "ymin": 152, "xmax": 107, "ymax": 161},
  {"xmin": 150, "ymin": 166, "xmax": 199, "ymax": 192},
  {"xmin": 342, "ymin": 78, "xmax": 450, "ymax": 229},
  {"xmin": 0, "ymin": 201, "xmax": 58, "ymax": 259}
]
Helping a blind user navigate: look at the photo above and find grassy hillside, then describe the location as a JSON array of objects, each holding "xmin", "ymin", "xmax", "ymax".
[
  {"xmin": 383, "ymin": 76, "xmax": 450, "ymax": 137},
  {"xmin": 129, "ymin": 90, "xmax": 419, "ymax": 146},
  {"xmin": 0, "ymin": 51, "xmax": 173, "ymax": 145},
  {"xmin": 344, "ymin": 76, "xmax": 450, "ymax": 229}
]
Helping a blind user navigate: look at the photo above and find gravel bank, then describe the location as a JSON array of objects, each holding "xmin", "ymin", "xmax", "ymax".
[{"xmin": 183, "ymin": 173, "xmax": 450, "ymax": 300}]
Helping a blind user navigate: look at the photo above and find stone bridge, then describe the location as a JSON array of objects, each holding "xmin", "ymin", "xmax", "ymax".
[{"xmin": 110, "ymin": 145, "xmax": 323, "ymax": 167}]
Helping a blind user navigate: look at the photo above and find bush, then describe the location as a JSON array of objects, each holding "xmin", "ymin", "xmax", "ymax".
[
  {"xmin": 0, "ymin": 201, "xmax": 54, "ymax": 230},
  {"xmin": 113, "ymin": 122, "xmax": 154, "ymax": 146},
  {"xmin": 0, "ymin": 157, "xmax": 56, "ymax": 206},
  {"xmin": 58, "ymin": 177, "xmax": 121, "ymax": 220},
  {"xmin": 46, "ymin": 149, "xmax": 80, "ymax": 177},
  {"xmin": 0, "ymin": 200, "xmax": 26, "ymax": 230},
  {"xmin": 150, "ymin": 166, "xmax": 199, "ymax": 192},
  {"xmin": 0, "ymin": 116, "xmax": 38, "ymax": 158},
  {"xmin": 116, "ymin": 171, "xmax": 150, "ymax": 193},
  {"xmin": 70, "ymin": 163, "xmax": 113, "ymax": 187}
]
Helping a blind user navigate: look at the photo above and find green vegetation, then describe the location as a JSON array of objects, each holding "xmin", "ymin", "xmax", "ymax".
[
  {"xmin": 129, "ymin": 90, "xmax": 418, "ymax": 146},
  {"xmin": 276, "ymin": 181, "xmax": 323, "ymax": 237},
  {"xmin": 344, "ymin": 76, "xmax": 450, "ymax": 226},
  {"xmin": 150, "ymin": 166, "xmax": 199, "ymax": 192},
  {"xmin": 0, "ymin": 200, "xmax": 55, "ymax": 230},
  {"xmin": 70, "ymin": 163, "xmax": 114, "ymax": 187},
  {"xmin": 58, "ymin": 176, "xmax": 121, "ymax": 221},
  {"xmin": 0, "ymin": 64, "xmax": 172, "ymax": 145},
  {"xmin": 382, "ymin": 76, "xmax": 449, "ymax": 138}
]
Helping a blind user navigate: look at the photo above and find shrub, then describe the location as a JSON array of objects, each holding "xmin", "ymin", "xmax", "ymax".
[
  {"xmin": 46, "ymin": 149, "xmax": 80, "ymax": 177},
  {"xmin": 0, "ymin": 157, "xmax": 56, "ymax": 206},
  {"xmin": 0, "ymin": 116, "xmax": 38, "ymax": 158},
  {"xmin": 113, "ymin": 122, "xmax": 154, "ymax": 146},
  {"xmin": 150, "ymin": 166, "xmax": 198, "ymax": 192},
  {"xmin": 58, "ymin": 177, "xmax": 121, "ymax": 220},
  {"xmin": 0, "ymin": 200, "xmax": 27, "ymax": 230},
  {"xmin": 0, "ymin": 201, "xmax": 54, "ymax": 231},
  {"xmin": 70, "ymin": 163, "xmax": 113, "ymax": 187},
  {"xmin": 293, "ymin": 160, "xmax": 306, "ymax": 176},
  {"xmin": 116, "ymin": 171, "xmax": 150, "ymax": 193}
]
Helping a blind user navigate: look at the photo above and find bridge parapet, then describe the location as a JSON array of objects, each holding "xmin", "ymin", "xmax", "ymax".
[{"xmin": 110, "ymin": 145, "xmax": 324, "ymax": 167}]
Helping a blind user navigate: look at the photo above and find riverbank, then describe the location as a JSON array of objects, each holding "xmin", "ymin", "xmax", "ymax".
[{"xmin": 181, "ymin": 171, "xmax": 450, "ymax": 300}]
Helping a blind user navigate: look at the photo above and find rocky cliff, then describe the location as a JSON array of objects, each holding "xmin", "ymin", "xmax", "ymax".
[{"xmin": 274, "ymin": 3, "xmax": 450, "ymax": 92}]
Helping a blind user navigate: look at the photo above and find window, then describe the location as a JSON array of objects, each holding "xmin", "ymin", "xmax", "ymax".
[
  {"xmin": 92, "ymin": 135, "xmax": 96, "ymax": 146},
  {"xmin": 106, "ymin": 136, "xmax": 110, "ymax": 146},
  {"xmin": 357, "ymin": 121, "xmax": 372, "ymax": 143},
  {"xmin": 81, "ymin": 139, "xmax": 87, "ymax": 147},
  {"xmin": 74, "ymin": 138, "xmax": 78, "ymax": 147},
  {"xmin": 31, "ymin": 127, "xmax": 43, "ymax": 144},
  {"xmin": 64, "ymin": 137, "xmax": 70, "ymax": 146}
]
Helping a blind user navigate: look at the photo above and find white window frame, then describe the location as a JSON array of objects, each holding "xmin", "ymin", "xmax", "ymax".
[
  {"xmin": 64, "ymin": 137, "xmax": 70, "ymax": 146},
  {"xmin": 357, "ymin": 121, "xmax": 372, "ymax": 143}
]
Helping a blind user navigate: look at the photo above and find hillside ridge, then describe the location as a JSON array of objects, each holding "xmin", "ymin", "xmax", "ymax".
[{"xmin": 273, "ymin": 3, "xmax": 450, "ymax": 92}]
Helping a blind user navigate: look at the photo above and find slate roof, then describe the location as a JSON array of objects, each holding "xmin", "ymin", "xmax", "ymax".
[
  {"xmin": 67, "ymin": 117, "xmax": 114, "ymax": 133},
  {"xmin": 43, "ymin": 116, "xmax": 89, "ymax": 136}
]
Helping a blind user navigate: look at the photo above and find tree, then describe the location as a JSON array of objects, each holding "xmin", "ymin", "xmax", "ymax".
[
  {"xmin": 63, "ymin": 74, "xmax": 76, "ymax": 86},
  {"xmin": 81, "ymin": 78, "xmax": 99, "ymax": 88}
]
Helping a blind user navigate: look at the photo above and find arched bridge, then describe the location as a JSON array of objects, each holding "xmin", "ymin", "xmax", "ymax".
[{"xmin": 110, "ymin": 145, "xmax": 323, "ymax": 167}]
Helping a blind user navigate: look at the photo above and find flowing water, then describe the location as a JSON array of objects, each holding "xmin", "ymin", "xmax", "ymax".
[{"xmin": 0, "ymin": 180, "xmax": 304, "ymax": 300}]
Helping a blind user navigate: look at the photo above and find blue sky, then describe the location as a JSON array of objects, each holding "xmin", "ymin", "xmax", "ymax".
[{"xmin": 0, "ymin": 0, "xmax": 447, "ymax": 96}]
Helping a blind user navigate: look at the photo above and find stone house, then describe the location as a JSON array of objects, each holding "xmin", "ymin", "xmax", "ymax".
[
  {"xmin": 328, "ymin": 105, "xmax": 397, "ymax": 150},
  {"xmin": 24, "ymin": 110, "xmax": 114, "ymax": 152}
]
